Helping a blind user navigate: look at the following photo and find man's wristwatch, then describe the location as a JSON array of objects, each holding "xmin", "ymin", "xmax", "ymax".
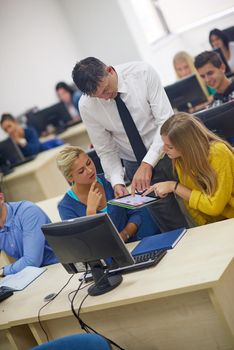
[{"xmin": 122, "ymin": 230, "xmax": 130, "ymax": 241}]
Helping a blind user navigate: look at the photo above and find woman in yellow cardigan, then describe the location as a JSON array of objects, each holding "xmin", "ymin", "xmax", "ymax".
[{"xmin": 144, "ymin": 113, "xmax": 234, "ymax": 225}]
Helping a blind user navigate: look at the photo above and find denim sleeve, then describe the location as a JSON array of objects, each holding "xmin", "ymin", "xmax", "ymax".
[
  {"xmin": 22, "ymin": 128, "xmax": 41, "ymax": 157},
  {"xmin": 3, "ymin": 206, "xmax": 49, "ymax": 275},
  {"xmin": 125, "ymin": 208, "xmax": 142, "ymax": 227}
]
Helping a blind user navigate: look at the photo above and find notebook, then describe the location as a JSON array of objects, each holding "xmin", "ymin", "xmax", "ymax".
[
  {"xmin": 131, "ymin": 227, "xmax": 187, "ymax": 256},
  {"xmin": 0, "ymin": 266, "xmax": 46, "ymax": 291},
  {"xmin": 108, "ymin": 194, "xmax": 159, "ymax": 209}
]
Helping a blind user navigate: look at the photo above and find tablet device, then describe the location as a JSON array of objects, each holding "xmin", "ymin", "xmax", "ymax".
[{"xmin": 107, "ymin": 194, "xmax": 160, "ymax": 209}]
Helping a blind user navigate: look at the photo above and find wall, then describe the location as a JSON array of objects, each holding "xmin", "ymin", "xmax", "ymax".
[
  {"xmin": 0, "ymin": 0, "xmax": 80, "ymax": 116},
  {"xmin": 59, "ymin": 0, "xmax": 141, "ymax": 65},
  {"xmin": 0, "ymin": 0, "xmax": 141, "ymax": 129}
]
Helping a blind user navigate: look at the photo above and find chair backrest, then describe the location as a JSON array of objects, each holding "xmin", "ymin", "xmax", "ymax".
[
  {"xmin": 31, "ymin": 333, "xmax": 111, "ymax": 350},
  {"xmin": 87, "ymin": 149, "xmax": 104, "ymax": 174},
  {"xmin": 223, "ymin": 26, "xmax": 234, "ymax": 42}
]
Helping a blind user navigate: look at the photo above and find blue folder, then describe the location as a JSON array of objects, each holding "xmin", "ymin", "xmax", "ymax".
[{"xmin": 131, "ymin": 227, "xmax": 187, "ymax": 256}]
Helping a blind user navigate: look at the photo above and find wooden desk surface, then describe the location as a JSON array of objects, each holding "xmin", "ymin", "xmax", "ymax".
[
  {"xmin": 1, "ymin": 219, "xmax": 234, "ymax": 329},
  {"xmin": 58, "ymin": 123, "xmax": 87, "ymax": 139},
  {"xmin": 3, "ymin": 146, "xmax": 66, "ymax": 181}
]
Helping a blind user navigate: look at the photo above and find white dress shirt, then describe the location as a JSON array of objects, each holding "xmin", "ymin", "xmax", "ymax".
[
  {"xmin": 79, "ymin": 61, "xmax": 173, "ymax": 187},
  {"xmin": 228, "ymin": 42, "xmax": 234, "ymax": 72}
]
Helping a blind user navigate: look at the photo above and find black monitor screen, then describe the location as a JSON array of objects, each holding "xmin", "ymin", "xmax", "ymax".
[
  {"xmin": 164, "ymin": 75, "xmax": 207, "ymax": 112},
  {"xmin": 27, "ymin": 102, "xmax": 72, "ymax": 136},
  {"xmin": 0, "ymin": 138, "xmax": 24, "ymax": 173},
  {"xmin": 42, "ymin": 213, "xmax": 134, "ymax": 296},
  {"xmin": 195, "ymin": 100, "xmax": 234, "ymax": 140}
]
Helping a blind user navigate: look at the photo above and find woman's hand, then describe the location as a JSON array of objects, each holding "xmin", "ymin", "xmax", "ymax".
[
  {"xmin": 143, "ymin": 181, "xmax": 176, "ymax": 198},
  {"xmin": 86, "ymin": 181, "xmax": 103, "ymax": 215}
]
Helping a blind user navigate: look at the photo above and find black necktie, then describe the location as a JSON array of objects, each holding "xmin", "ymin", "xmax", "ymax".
[{"xmin": 115, "ymin": 93, "xmax": 147, "ymax": 164}]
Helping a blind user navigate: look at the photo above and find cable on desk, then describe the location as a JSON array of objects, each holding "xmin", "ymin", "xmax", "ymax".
[
  {"xmin": 37, "ymin": 273, "xmax": 74, "ymax": 342},
  {"xmin": 70, "ymin": 267, "xmax": 126, "ymax": 350}
]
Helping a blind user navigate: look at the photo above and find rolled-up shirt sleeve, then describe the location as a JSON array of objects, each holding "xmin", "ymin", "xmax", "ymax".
[{"xmin": 125, "ymin": 208, "xmax": 142, "ymax": 228}]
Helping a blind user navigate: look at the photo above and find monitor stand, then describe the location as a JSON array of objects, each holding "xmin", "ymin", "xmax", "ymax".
[{"xmin": 88, "ymin": 260, "xmax": 122, "ymax": 296}]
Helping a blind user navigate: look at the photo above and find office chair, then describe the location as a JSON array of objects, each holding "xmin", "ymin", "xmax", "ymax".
[
  {"xmin": 223, "ymin": 26, "xmax": 234, "ymax": 42},
  {"xmin": 87, "ymin": 148, "xmax": 104, "ymax": 174},
  {"xmin": 31, "ymin": 333, "xmax": 112, "ymax": 350}
]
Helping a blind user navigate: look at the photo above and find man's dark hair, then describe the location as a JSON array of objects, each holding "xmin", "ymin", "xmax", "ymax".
[
  {"xmin": 72, "ymin": 57, "xmax": 107, "ymax": 95},
  {"xmin": 0, "ymin": 113, "xmax": 15, "ymax": 125},
  {"xmin": 209, "ymin": 28, "xmax": 229, "ymax": 50},
  {"xmin": 55, "ymin": 81, "xmax": 74, "ymax": 95},
  {"xmin": 194, "ymin": 51, "xmax": 222, "ymax": 70}
]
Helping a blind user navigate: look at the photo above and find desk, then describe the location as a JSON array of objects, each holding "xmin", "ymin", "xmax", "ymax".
[
  {"xmin": 59, "ymin": 123, "xmax": 91, "ymax": 149},
  {"xmin": 1, "ymin": 219, "xmax": 234, "ymax": 350},
  {"xmin": 3, "ymin": 146, "xmax": 69, "ymax": 202}
]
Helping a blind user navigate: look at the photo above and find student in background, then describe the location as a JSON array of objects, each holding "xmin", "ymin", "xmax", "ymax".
[
  {"xmin": 56, "ymin": 146, "xmax": 160, "ymax": 242},
  {"xmin": 194, "ymin": 51, "xmax": 234, "ymax": 107},
  {"xmin": 0, "ymin": 193, "xmax": 58, "ymax": 277},
  {"xmin": 209, "ymin": 28, "xmax": 234, "ymax": 72},
  {"xmin": 1, "ymin": 113, "xmax": 41, "ymax": 157},
  {"xmin": 55, "ymin": 82, "xmax": 82, "ymax": 123},
  {"xmin": 144, "ymin": 113, "xmax": 234, "ymax": 226},
  {"xmin": 173, "ymin": 51, "xmax": 215, "ymax": 97}
]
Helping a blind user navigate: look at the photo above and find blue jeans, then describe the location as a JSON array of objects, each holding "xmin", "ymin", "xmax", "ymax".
[{"xmin": 122, "ymin": 156, "xmax": 189, "ymax": 232}]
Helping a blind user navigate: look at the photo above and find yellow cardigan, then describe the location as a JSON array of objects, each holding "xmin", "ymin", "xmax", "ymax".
[{"xmin": 176, "ymin": 142, "xmax": 234, "ymax": 225}]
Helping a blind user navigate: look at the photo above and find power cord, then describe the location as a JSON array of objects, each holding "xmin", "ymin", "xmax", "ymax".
[
  {"xmin": 37, "ymin": 274, "xmax": 74, "ymax": 342},
  {"xmin": 70, "ymin": 268, "xmax": 126, "ymax": 350}
]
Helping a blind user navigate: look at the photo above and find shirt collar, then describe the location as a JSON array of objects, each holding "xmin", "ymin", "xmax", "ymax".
[
  {"xmin": 0, "ymin": 203, "xmax": 13, "ymax": 232},
  {"xmin": 114, "ymin": 65, "xmax": 127, "ymax": 94}
]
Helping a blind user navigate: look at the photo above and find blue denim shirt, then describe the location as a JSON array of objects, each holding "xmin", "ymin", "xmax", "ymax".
[{"xmin": 0, "ymin": 201, "xmax": 58, "ymax": 275}]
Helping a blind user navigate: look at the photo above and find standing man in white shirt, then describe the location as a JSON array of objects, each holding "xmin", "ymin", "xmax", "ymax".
[{"xmin": 72, "ymin": 57, "xmax": 189, "ymax": 231}]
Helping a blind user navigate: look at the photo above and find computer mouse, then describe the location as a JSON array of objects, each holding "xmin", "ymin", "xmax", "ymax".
[
  {"xmin": 43, "ymin": 293, "xmax": 57, "ymax": 302},
  {"xmin": 0, "ymin": 286, "xmax": 15, "ymax": 292}
]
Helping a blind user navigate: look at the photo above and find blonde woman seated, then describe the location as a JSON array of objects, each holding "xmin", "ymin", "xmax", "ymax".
[
  {"xmin": 56, "ymin": 146, "xmax": 159, "ymax": 242},
  {"xmin": 144, "ymin": 113, "xmax": 234, "ymax": 225}
]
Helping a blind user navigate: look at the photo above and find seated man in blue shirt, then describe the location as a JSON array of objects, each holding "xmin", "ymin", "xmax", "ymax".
[{"xmin": 0, "ymin": 193, "xmax": 58, "ymax": 277}]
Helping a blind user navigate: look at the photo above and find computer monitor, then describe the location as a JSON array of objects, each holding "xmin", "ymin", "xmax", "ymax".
[
  {"xmin": 164, "ymin": 75, "xmax": 207, "ymax": 112},
  {"xmin": 213, "ymin": 48, "xmax": 232, "ymax": 77},
  {"xmin": 0, "ymin": 138, "xmax": 25, "ymax": 174},
  {"xmin": 42, "ymin": 213, "xmax": 134, "ymax": 296},
  {"xmin": 195, "ymin": 100, "xmax": 234, "ymax": 141},
  {"xmin": 27, "ymin": 102, "xmax": 72, "ymax": 136}
]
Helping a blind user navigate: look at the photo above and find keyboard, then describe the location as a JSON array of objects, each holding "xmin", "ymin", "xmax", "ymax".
[
  {"xmin": 110, "ymin": 249, "xmax": 167, "ymax": 275},
  {"xmin": 0, "ymin": 287, "xmax": 14, "ymax": 302},
  {"xmin": 81, "ymin": 249, "xmax": 167, "ymax": 283}
]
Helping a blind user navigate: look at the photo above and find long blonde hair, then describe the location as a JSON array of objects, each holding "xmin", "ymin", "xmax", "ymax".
[
  {"xmin": 173, "ymin": 51, "xmax": 209, "ymax": 99},
  {"xmin": 56, "ymin": 146, "xmax": 85, "ymax": 181},
  {"xmin": 161, "ymin": 113, "xmax": 233, "ymax": 195}
]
